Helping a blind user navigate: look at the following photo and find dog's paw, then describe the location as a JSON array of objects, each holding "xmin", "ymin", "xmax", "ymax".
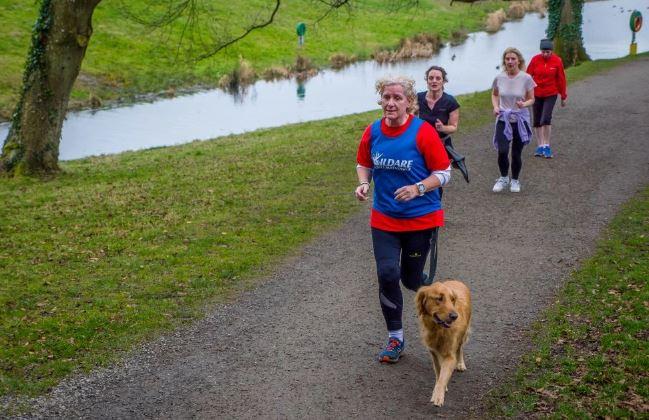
[
  {"xmin": 456, "ymin": 361, "xmax": 466, "ymax": 371},
  {"xmin": 431, "ymin": 390, "xmax": 445, "ymax": 406}
]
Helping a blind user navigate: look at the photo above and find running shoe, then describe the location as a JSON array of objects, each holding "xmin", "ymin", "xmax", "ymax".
[
  {"xmin": 543, "ymin": 145, "xmax": 553, "ymax": 159},
  {"xmin": 492, "ymin": 176, "xmax": 509, "ymax": 193},
  {"xmin": 378, "ymin": 337, "xmax": 405, "ymax": 363},
  {"xmin": 533, "ymin": 146, "xmax": 544, "ymax": 157},
  {"xmin": 510, "ymin": 179, "xmax": 521, "ymax": 193}
]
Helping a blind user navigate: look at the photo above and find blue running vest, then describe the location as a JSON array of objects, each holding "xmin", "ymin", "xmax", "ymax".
[{"xmin": 370, "ymin": 117, "xmax": 442, "ymax": 219}]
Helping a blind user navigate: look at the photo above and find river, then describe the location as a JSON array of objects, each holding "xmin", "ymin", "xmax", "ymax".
[{"xmin": 1, "ymin": 0, "xmax": 647, "ymax": 160}]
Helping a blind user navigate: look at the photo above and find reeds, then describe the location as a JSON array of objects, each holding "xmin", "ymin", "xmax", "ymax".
[
  {"xmin": 218, "ymin": 57, "xmax": 256, "ymax": 90},
  {"xmin": 373, "ymin": 33, "xmax": 442, "ymax": 63},
  {"xmin": 486, "ymin": 0, "xmax": 547, "ymax": 33},
  {"xmin": 329, "ymin": 53, "xmax": 358, "ymax": 70}
]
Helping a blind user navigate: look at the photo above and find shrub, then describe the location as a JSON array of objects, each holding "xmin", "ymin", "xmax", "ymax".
[
  {"xmin": 329, "ymin": 53, "xmax": 357, "ymax": 70},
  {"xmin": 507, "ymin": 3, "xmax": 526, "ymax": 20},
  {"xmin": 261, "ymin": 66, "xmax": 290, "ymax": 81},
  {"xmin": 372, "ymin": 33, "xmax": 442, "ymax": 63},
  {"xmin": 485, "ymin": 9, "xmax": 507, "ymax": 33}
]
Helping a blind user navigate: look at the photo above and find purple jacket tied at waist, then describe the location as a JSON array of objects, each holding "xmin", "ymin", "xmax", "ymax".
[{"xmin": 492, "ymin": 108, "xmax": 532, "ymax": 149}]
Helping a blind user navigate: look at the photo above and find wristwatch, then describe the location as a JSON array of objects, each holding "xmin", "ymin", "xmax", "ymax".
[{"xmin": 416, "ymin": 182, "xmax": 426, "ymax": 196}]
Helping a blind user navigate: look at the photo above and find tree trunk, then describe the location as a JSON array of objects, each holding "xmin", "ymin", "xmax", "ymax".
[
  {"xmin": 547, "ymin": 0, "xmax": 589, "ymax": 68},
  {"xmin": 0, "ymin": 0, "xmax": 101, "ymax": 176}
]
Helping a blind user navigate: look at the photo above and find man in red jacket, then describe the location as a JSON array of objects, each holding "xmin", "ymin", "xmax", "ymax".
[{"xmin": 526, "ymin": 38, "xmax": 567, "ymax": 159}]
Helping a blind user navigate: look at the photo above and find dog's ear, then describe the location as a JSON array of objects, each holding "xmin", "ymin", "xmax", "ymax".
[{"xmin": 415, "ymin": 289, "xmax": 428, "ymax": 315}]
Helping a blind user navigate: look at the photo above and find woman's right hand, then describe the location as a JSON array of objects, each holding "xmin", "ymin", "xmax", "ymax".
[
  {"xmin": 355, "ymin": 183, "xmax": 370, "ymax": 201},
  {"xmin": 493, "ymin": 107, "xmax": 500, "ymax": 116}
]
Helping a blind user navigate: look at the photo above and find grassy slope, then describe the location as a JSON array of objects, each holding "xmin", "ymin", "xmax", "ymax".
[{"xmin": 0, "ymin": 0, "xmax": 508, "ymax": 119}]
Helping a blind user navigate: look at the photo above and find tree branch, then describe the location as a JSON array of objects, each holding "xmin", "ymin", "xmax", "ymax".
[
  {"xmin": 314, "ymin": 0, "xmax": 352, "ymax": 23},
  {"xmin": 193, "ymin": 0, "xmax": 281, "ymax": 61}
]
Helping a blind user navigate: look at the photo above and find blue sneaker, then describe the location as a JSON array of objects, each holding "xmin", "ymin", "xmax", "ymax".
[
  {"xmin": 543, "ymin": 145, "xmax": 553, "ymax": 159},
  {"xmin": 534, "ymin": 146, "xmax": 544, "ymax": 157},
  {"xmin": 378, "ymin": 337, "xmax": 405, "ymax": 363}
]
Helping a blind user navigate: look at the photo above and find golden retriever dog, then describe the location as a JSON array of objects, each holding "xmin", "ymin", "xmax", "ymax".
[{"xmin": 415, "ymin": 280, "xmax": 472, "ymax": 406}]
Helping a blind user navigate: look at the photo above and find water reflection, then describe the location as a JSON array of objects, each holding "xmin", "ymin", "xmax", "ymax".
[
  {"xmin": 1, "ymin": 0, "xmax": 647, "ymax": 160},
  {"xmin": 297, "ymin": 79, "xmax": 306, "ymax": 101}
]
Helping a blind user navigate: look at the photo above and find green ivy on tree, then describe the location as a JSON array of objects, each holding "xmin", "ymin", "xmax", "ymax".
[
  {"xmin": 12, "ymin": 0, "xmax": 53, "ymax": 132},
  {"xmin": 546, "ymin": 0, "xmax": 589, "ymax": 67}
]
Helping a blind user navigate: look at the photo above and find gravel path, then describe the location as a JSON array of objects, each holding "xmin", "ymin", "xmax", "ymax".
[{"xmin": 12, "ymin": 58, "xmax": 649, "ymax": 419}]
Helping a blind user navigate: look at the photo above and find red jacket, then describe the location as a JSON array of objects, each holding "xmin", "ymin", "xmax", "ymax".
[{"xmin": 526, "ymin": 53, "xmax": 567, "ymax": 100}]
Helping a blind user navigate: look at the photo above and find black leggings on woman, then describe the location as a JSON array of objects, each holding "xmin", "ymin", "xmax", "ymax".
[
  {"xmin": 495, "ymin": 120, "xmax": 527, "ymax": 180},
  {"xmin": 371, "ymin": 227, "xmax": 434, "ymax": 331}
]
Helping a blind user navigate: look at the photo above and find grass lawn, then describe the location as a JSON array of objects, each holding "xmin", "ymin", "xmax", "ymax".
[
  {"xmin": 0, "ymin": 0, "xmax": 511, "ymax": 120},
  {"xmin": 0, "ymin": 53, "xmax": 646, "ymax": 409},
  {"xmin": 0, "ymin": 110, "xmax": 373, "ymax": 398},
  {"xmin": 486, "ymin": 187, "xmax": 648, "ymax": 418}
]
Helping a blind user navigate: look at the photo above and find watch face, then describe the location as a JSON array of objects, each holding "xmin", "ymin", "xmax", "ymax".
[{"xmin": 418, "ymin": 183, "xmax": 425, "ymax": 193}]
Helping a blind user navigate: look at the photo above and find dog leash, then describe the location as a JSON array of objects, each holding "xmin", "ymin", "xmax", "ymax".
[
  {"xmin": 428, "ymin": 227, "xmax": 439, "ymax": 283},
  {"xmin": 440, "ymin": 134, "xmax": 469, "ymax": 184}
]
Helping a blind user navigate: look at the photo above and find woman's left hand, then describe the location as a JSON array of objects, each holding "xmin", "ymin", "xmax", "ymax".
[{"xmin": 394, "ymin": 185, "xmax": 418, "ymax": 202}]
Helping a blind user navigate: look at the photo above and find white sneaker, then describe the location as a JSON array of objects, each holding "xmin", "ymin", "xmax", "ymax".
[
  {"xmin": 510, "ymin": 179, "xmax": 521, "ymax": 193},
  {"xmin": 492, "ymin": 176, "xmax": 509, "ymax": 192}
]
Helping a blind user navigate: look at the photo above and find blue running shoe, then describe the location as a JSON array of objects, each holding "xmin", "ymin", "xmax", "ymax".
[
  {"xmin": 378, "ymin": 337, "xmax": 405, "ymax": 363},
  {"xmin": 534, "ymin": 146, "xmax": 544, "ymax": 157},
  {"xmin": 543, "ymin": 145, "xmax": 553, "ymax": 159}
]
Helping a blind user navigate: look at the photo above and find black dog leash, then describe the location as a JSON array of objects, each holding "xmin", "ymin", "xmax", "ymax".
[
  {"xmin": 440, "ymin": 135, "xmax": 469, "ymax": 183},
  {"xmin": 428, "ymin": 227, "xmax": 439, "ymax": 283}
]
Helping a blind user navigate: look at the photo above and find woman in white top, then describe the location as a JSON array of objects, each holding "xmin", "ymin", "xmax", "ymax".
[{"xmin": 491, "ymin": 47, "xmax": 536, "ymax": 193}]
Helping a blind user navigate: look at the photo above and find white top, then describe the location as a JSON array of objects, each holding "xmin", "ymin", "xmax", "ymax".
[{"xmin": 492, "ymin": 71, "xmax": 536, "ymax": 120}]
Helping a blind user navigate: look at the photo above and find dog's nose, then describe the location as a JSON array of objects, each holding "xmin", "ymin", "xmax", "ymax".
[{"xmin": 449, "ymin": 312, "xmax": 458, "ymax": 321}]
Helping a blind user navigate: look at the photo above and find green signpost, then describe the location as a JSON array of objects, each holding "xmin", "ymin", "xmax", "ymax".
[{"xmin": 296, "ymin": 22, "xmax": 306, "ymax": 47}]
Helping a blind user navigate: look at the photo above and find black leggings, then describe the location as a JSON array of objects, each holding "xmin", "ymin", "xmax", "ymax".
[
  {"xmin": 371, "ymin": 227, "xmax": 435, "ymax": 331},
  {"xmin": 495, "ymin": 120, "xmax": 527, "ymax": 180}
]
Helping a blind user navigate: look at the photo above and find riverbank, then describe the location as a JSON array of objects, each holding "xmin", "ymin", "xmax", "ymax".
[
  {"xmin": 0, "ymin": 0, "xmax": 532, "ymax": 121},
  {"xmin": 0, "ymin": 54, "xmax": 643, "ymax": 405}
]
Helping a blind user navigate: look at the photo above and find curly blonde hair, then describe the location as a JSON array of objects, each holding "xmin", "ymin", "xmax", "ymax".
[{"xmin": 375, "ymin": 75, "xmax": 418, "ymax": 114}]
